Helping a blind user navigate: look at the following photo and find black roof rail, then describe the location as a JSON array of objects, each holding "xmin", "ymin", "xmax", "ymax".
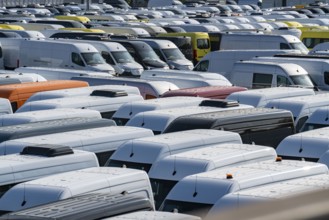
[
  {"xmin": 90, "ymin": 89, "xmax": 128, "ymax": 98},
  {"xmin": 20, "ymin": 144, "xmax": 74, "ymax": 157},
  {"xmin": 199, "ymin": 99, "xmax": 239, "ymax": 108}
]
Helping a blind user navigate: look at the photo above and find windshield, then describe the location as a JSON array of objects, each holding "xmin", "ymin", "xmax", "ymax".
[
  {"xmin": 290, "ymin": 42, "xmax": 309, "ymax": 54},
  {"xmin": 112, "ymin": 51, "xmax": 134, "ymax": 64},
  {"xmin": 162, "ymin": 48, "xmax": 186, "ymax": 61},
  {"xmin": 300, "ymin": 123, "xmax": 327, "ymax": 132},
  {"xmin": 290, "ymin": 75, "xmax": 314, "ymax": 87},
  {"xmin": 81, "ymin": 52, "xmax": 106, "ymax": 65},
  {"xmin": 151, "ymin": 178, "xmax": 178, "ymax": 210},
  {"xmin": 139, "ymin": 48, "xmax": 162, "ymax": 61}
]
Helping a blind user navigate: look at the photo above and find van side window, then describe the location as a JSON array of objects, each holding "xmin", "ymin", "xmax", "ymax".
[
  {"xmin": 153, "ymin": 49, "xmax": 166, "ymax": 61},
  {"xmin": 324, "ymin": 72, "xmax": 329, "ymax": 85},
  {"xmin": 280, "ymin": 43, "xmax": 291, "ymax": 49},
  {"xmin": 277, "ymin": 75, "xmax": 291, "ymax": 87},
  {"xmin": 197, "ymin": 39, "xmax": 210, "ymax": 49},
  {"xmin": 72, "ymin": 53, "xmax": 85, "ymax": 66},
  {"xmin": 101, "ymin": 51, "xmax": 115, "ymax": 65},
  {"xmin": 11, "ymin": 101, "xmax": 18, "ymax": 113},
  {"xmin": 0, "ymin": 47, "xmax": 3, "ymax": 58},
  {"xmin": 252, "ymin": 73, "xmax": 273, "ymax": 89},
  {"xmin": 303, "ymin": 38, "xmax": 314, "ymax": 48},
  {"xmin": 193, "ymin": 60, "xmax": 209, "ymax": 72}
]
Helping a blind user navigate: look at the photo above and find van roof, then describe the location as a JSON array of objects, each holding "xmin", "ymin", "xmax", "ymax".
[
  {"xmin": 27, "ymin": 85, "xmax": 140, "ymax": 102},
  {"xmin": 148, "ymin": 143, "xmax": 277, "ymax": 181},
  {"xmin": 17, "ymin": 94, "xmax": 143, "ymax": 113},
  {"xmin": 276, "ymin": 127, "xmax": 329, "ymax": 161},
  {"xmin": 0, "ymin": 80, "xmax": 88, "ymax": 100},
  {"xmin": 107, "ymin": 211, "xmax": 201, "ymax": 220},
  {"xmin": 0, "ymin": 108, "xmax": 101, "ymax": 126},
  {"xmin": 0, "ymin": 148, "xmax": 98, "ymax": 185},
  {"xmin": 162, "ymin": 86, "xmax": 247, "ymax": 99},
  {"xmin": 110, "ymin": 129, "xmax": 242, "ymax": 164},
  {"xmin": 126, "ymin": 105, "xmax": 253, "ymax": 133},
  {"xmin": 265, "ymin": 93, "xmax": 329, "ymax": 117},
  {"xmin": 0, "ymin": 117, "xmax": 116, "ymax": 143},
  {"xmin": 112, "ymin": 96, "xmax": 207, "ymax": 119},
  {"xmin": 235, "ymin": 61, "xmax": 308, "ymax": 76},
  {"xmin": 227, "ymin": 87, "xmax": 315, "ymax": 107},
  {"xmin": 2, "ymin": 194, "xmax": 153, "ymax": 220},
  {"xmin": 304, "ymin": 107, "xmax": 329, "ymax": 125},
  {"xmin": 0, "ymin": 126, "xmax": 153, "ymax": 155},
  {"xmin": 165, "ymin": 159, "xmax": 328, "ymax": 203},
  {"xmin": 0, "ymin": 167, "xmax": 150, "ymax": 212},
  {"xmin": 209, "ymin": 173, "xmax": 329, "ymax": 215}
]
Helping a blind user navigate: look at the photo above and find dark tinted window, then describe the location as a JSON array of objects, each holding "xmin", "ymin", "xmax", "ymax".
[
  {"xmin": 193, "ymin": 60, "xmax": 209, "ymax": 72},
  {"xmin": 296, "ymin": 116, "xmax": 309, "ymax": 132},
  {"xmin": 161, "ymin": 199, "xmax": 212, "ymax": 218},
  {"xmin": 106, "ymin": 159, "xmax": 152, "ymax": 172},
  {"xmin": 102, "ymin": 51, "xmax": 116, "ymax": 65},
  {"xmin": 324, "ymin": 72, "xmax": 329, "ymax": 85},
  {"xmin": 252, "ymin": 73, "xmax": 273, "ymax": 89},
  {"xmin": 277, "ymin": 75, "xmax": 291, "ymax": 87},
  {"xmin": 71, "ymin": 52, "xmax": 84, "ymax": 66},
  {"xmin": 197, "ymin": 39, "xmax": 210, "ymax": 49},
  {"xmin": 96, "ymin": 150, "xmax": 115, "ymax": 166},
  {"xmin": 280, "ymin": 43, "xmax": 291, "ymax": 49},
  {"xmin": 151, "ymin": 178, "xmax": 178, "ymax": 210}
]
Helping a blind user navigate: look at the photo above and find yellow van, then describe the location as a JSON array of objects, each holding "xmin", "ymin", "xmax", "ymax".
[
  {"xmin": 300, "ymin": 30, "xmax": 329, "ymax": 49},
  {"xmin": 157, "ymin": 32, "xmax": 210, "ymax": 64},
  {"xmin": 55, "ymin": 15, "xmax": 90, "ymax": 24},
  {"xmin": 282, "ymin": 21, "xmax": 303, "ymax": 28},
  {"xmin": 0, "ymin": 24, "xmax": 24, "ymax": 30}
]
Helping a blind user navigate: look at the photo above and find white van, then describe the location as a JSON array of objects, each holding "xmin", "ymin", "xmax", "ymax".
[
  {"xmin": 149, "ymin": 143, "xmax": 277, "ymax": 209},
  {"xmin": 207, "ymin": 173, "xmax": 329, "ymax": 217},
  {"xmin": 0, "ymin": 145, "xmax": 99, "ymax": 197},
  {"xmin": 171, "ymin": 24, "xmax": 220, "ymax": 33},
  {"xmin": 112, "ymin": 96, "xmax": 207, "ymax": 125},
  {"xmin": 252, "ymin": 56, "xmax": 329, "ymax": 91},
  {"xmin": 301, "ymin": 107, "xmax": 329, "ymax": 132},
  {"xmin": 226, "ymin": 87, "xmax": 315, "ymax": 107},
  {"xmin": 93, "ymin": 26, "xmax": 151, "ymax": 37},
  {"xmin": 26, "ymin": 85, "xmax": 140, "ymax": 103},
  {"xmin": 276, "ymin": 127, "xmax": 329, "ymax": 162},
  {"xmin": 218, "ymin": 34, "xmax": 309, "ymax": 54},
  {"xmin": 0, "ymin": 167, "xmax": 154, "ymax": 213},
  {"xmin": 265, "ymin": 93, "xmax": 329, "ymax": 132},
  {"xmin": 14, "ymin": 66, "xmax": 112, "ymax": 80},
  {"xmin": 108, "ymin": 211, "xmax": 201, "ymax": 220},
  {"xmin": 57, "ymin": 39, "xmax": 144, "ymax": 76},
  {"xmin": 0, "ymin": 108, "xmax": 102, "ymax": 126},
  {"xmin": 71, "ymin": 76, "xmax": 179, "ymax": 99},
  {"xmin": 126, "ymin": 101, "xmax": 253, "ymax": 134},
  {"xmin": 107, "ymin": 129, "xmax": 242, "ymax": 173},
  {"xmin": 0, "ymin": 126, "xmax": 153, "ymax": 165},
  {"xmin": 17, "ymin": 93, "xmax": 144, "ymax": 119},
  {"xmin": 134, "ymin": 39, "xmax": 194, "ymax": 70},
  {"xmin": 0, "ymin": 38, "xmax": 115, "ymax": 73},
  {"xmin": 229, "ymin": 61, "xmax": 315, "ymax": 90},
  {"xmin": 193, "ymin": 49, "xmax": 302, "ymax": 76},
  {"xmin": 159, "ymin": 159, "xmax": 328, "ymax": 217}
]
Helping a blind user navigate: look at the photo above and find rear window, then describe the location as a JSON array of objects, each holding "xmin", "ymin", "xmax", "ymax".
[{"xmin": 197, "ymin": 39, "xmax": 210, "ymax": 49}]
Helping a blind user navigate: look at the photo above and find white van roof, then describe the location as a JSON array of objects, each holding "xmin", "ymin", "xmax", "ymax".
[
  {"xmin": 265, "ymin": 93, "xmax": 329, "ymax": 119},
  {"xmin": 148, "ymin": 143, "xmax": 277, "ymax": 181},
  {"xmin": 276, "ymin": 127, "xmax": 329, "ymax": 161},
  {"xmin": 0, "ymin": 72, "xmax": 47, "ymax": 83},
  {"xmin": 164, "ymin": 159, "xmax": 328, "ymax": 204},
  {"xmin": 302, "ymin": 107, "xmax": 329, "ymax": 131},
  {"xmin": 126, "ymin": 104, "xmax": 253, "ymax": 134},
  {"xmin": 209, "ymin": 173, "xmax": 329, "ymax": 215},
  {"xmin": 0, "ymin": 126, "xmax": 153, "ymax": 155},
  {"xmin": 0, "ymin": 108, "xmax": 101, "ymax": 126},
  {"xmin": 107, "ymin": 211, "xmax": 201, "ymax": 220},
  {"xmin": 227, "ymin": 87, "xmax": 315, "ymax": 107},
  {"xmin": 110, "ymin": 129, "xmax": 242, "ymax": 165},
  {"xmin": 232, "ymin": 61, "xmax": 309, "ymax": 76},
  {"xmin": 27, "ymin": 85, "xmax": 140, "ymax": 102},
  {"xmin": 112, "ymin": 96, "xmax": 207, "ymax": 121},
  {"xmin": 0, "ymin": 167, "xmax": 151, "ymax": 212},
  {"xmin": 17, "ymin": 94, "xmax": 143, "ymax": 113},
  {"xmin": 0, "ymin": 147, "xmax": 98, "ymax": 186}
]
